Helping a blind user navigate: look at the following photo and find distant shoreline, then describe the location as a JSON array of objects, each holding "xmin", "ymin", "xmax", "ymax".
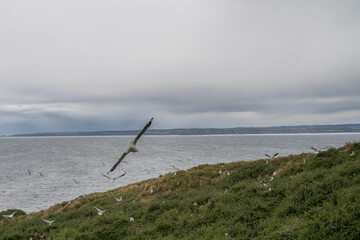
[{"xmin": 10, "ymin": 123, "xmax": 360, "ymax": 137}]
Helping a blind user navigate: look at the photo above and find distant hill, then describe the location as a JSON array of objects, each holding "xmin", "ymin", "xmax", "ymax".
[{"xmin": 12, "ymin": 123, "xmax": 360, "ymax": 137}]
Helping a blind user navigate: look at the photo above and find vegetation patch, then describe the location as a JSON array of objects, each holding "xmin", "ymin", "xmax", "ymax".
[{"xmin": 1, "ymin": 142, "xmax": 360, "ymax": 239}]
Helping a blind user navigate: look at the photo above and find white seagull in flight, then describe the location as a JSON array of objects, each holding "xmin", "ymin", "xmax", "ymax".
[
  {"xmin": 2, "ymin": 211, "xmax": 16, "ymax": 218},
  {"xmin": 42, "ymin": 219, "xmax": 55, "ymax": 225},
  {"xmin": 102, "ymin": 172, "xmax": 126, "ymax": 181},
  {"xmin": 265, "ymin": 153, "xmax": 279, "ymax": 159},
  {"xmin": 107, "ymin": 118, "xmax": 153, "ymax": 174},
  {"xmin": 310, "ymin": 146, "xmax": 328, "ymax": 154},
  {"xmin": 94, "ymin": 207, "xmax": 106, "ymax": 215}
]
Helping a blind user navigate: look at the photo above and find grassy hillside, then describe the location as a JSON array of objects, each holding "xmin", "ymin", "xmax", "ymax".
[{"xmin": 1, "ymin": 142, "xmax": 360, "ymax": 240}]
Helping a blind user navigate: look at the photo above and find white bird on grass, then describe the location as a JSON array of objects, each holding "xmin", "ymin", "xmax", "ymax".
[
  {"xmin": 150, "ymin": 188, "xmax": 154, "ymax": 194},
  {"xmin": 130, "ymin": 217, "xmax": 135, "ymax": 222},
  {"xmin": 2, "ymin": 211, "xmax": 16, "ymax": 218},
  {"xmin": 260, "ymin": 181, "xmax": 268, "ymax": 188},
  {"xmin": 115, "ymin": 197, "xmax": 123, "ymax": 202},
  {"xmin": 107, "ymin": 118, "xmax": 153, "ymax": 174},
  {"xmin": 42, "ymin": 219, "xmax": 55, "ymax": 225},
  {"xmin": 94, "ymin": 207, "xmax": 106, "ymax": 216}
]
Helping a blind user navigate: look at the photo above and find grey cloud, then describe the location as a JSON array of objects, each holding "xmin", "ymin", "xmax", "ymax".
[{"xmin": 0, "ymin": 1, "xmax": 360, "ymax": 134}]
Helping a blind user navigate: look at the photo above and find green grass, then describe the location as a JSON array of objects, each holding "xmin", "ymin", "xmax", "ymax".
[{"xmin": 1, "ymin": 142, "xmax": 360, "ymax": 239}]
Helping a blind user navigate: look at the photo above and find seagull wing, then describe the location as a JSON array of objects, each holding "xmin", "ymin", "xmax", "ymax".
[
  {"xmin": 107, "ymin": 150, "xmax": 129, "ymax": 174},
  {"xmin": 273, "ymin": 153, "xmax": 279, "ymax": 158},
  {"xmin": 265, "ymin": 154, "xmax": 271, "ymax": 158},
  {"xmin": 113, "ymin": 172, "xmax": 127, "ymax": 180},
  {"xmin": 42, "ymin": 219, "xmax": 52, "ymax": 224},
  {"xmin": 94, "ymin": 206, "xmax": 101, "ymax": 213},
  {"xmin": 132, "ymin": 117, "xmax": 153, "ymax": 145},
  {"xmin": 311, "ymin": 146, "xmax": 317, "ymax": 152}
]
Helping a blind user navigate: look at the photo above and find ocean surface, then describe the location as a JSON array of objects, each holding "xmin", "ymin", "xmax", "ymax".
[{"xmin": 1, "ymin": 133, "xmax": 360, "ymax": 213}]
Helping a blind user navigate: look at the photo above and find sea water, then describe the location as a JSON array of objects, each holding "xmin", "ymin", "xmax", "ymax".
[{"xmin": 1, "ymin": 133, "xmax": 359, "ymax": 213}]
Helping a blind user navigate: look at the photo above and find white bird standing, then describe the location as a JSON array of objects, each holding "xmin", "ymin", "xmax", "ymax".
[
  {"xmin": 130, "ymin": 217, "xmax": 135, "ymax": 222},
  {"xmin": 150, "ymin": 188, "xmax": 154, "ymax": 194},
  {"xmin": 42, "ymin": 219, "xmax": 55, "ymax": 225},
  {"xmin": 115, "ymin": 197, "xmax": 123, "ymax": 202},
  {"xmin": 94, "ymin": 206, "xmax": 106, "ymax": 216},
  {"xmin": 107, "ymin": 118, "xmax": 153, "ymax": 174},
  {"xmin": 2, "ymin": 211, "xmax": 16, "ymax": 218}
]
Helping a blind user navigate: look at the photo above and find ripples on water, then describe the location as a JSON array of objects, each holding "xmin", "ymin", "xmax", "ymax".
[{"xmin": 1, "ymin": 133, "xmax": 359, "ymax": 213}]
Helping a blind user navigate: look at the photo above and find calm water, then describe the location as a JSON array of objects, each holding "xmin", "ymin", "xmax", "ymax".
[{"xmin": 1, "ymin": 133, "xmax": 359, "ymax": 213}]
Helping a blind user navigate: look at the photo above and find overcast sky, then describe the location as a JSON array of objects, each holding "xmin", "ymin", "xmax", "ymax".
[{"xmin": 0, "ymin": 1, "xmax": 360, "ymax": 135}]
